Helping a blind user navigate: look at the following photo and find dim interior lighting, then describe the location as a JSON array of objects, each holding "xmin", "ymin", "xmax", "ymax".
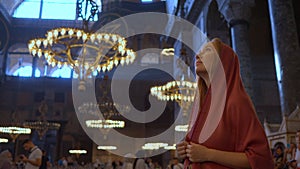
[
  {"xmin": 150, "ymin": 81, "xmax": 197, "ymax": 102},
  {"xmin": 0, "ymin": 127, "xmax": 31, "ymax": 134},
  {"xmin": 175, "ymin": 124, "xmax": 188, "ymax": 132},
  {"xmin": 0, "ymin": 138, "xmax": 9, "ymax": 143},
  {"xmin": 69, "ymin": 149, "xmax": 87, "ymax": 154},
  {"xmin": 161, "ymin": 48, "xmax": 174, "ymax": 56},
  {"xmin": 142, "ymin": 142, "xmax": 169, "ymax": 150},
  {"xmin": 164, "ymin": 144, "xmax": 176, "ymax": 150},
  {"xmin": 0, "ymin": 126, "xmax": 31, "ymax": 142},
  {"xmin": 85, "ymin": 119, "xmax": 125, "ymax": 128},
  {"xmin": 97, "ymin": 145, "xmax": 117, "ymax": 150}
]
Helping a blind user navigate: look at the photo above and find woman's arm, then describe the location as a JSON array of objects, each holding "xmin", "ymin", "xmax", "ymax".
[{"xmin": 186, "ymin": 142, "xmax": 251, "ymax": 169}]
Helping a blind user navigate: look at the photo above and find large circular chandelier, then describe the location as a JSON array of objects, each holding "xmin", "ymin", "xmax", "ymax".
[
  {"xmin": 28, "ymin": 28, "xmax": 136, "ymax": 90},
  {"xmin": 150, "ymin": 80, "xmax": 197, "ymax": 102},
  {"xmin": 150, "ymin": 80, "xmax": 197, "ymax": 116},
  {"xmin": 27, "ymin": 0, "xmax": 136, "ymax": 90}
]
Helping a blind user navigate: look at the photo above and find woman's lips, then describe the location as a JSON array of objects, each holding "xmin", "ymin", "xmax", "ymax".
[{"xmin": 196, "ymin": 61, "xmax": 203, "ymax": 65}]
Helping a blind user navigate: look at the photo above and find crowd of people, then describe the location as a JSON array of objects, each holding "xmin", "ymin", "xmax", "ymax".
[
  {"xmin": 0, "ymin": 141, "xmax": 168, "ymax": 169},
  {"xmin": 272, "ymin": 130, "xmax": 300, "ymax": 169}
]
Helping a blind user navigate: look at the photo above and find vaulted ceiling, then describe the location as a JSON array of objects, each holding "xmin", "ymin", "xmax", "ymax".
[{"xmin": 0, "ymin": 0, "xmax": 24, "ymax": 17}]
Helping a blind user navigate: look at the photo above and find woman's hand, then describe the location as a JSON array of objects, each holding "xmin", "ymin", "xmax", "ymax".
[
  {"xmin": 176, "ymin": 141, "xmax": 188, "ymax": 159},
  {"xmin": 186, "ymin": 142, "xmax": 211, "ymax": 162}
]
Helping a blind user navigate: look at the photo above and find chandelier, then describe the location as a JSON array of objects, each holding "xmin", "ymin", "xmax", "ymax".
[
  {"xmin": 150, "ymin": 47, "xmax": 197, "ymax": 115},
  {"xmin": 78, "ymin": 101, "xmax": 130, "ymax": 118},
  {"xmin": 150, "ymin": 80, "xmax": 197, "ymax": 102},
  {"xmin": 0, "ymin": 126, "xmax": 31, "ymax": 142},
  {"xmin": 0, "ymin": 111, "xmax": 31, "ymax": 142},
  {"xmin": 150, "ymin": 80, "xmax": 196, "ymax": 116},
  {"xmin": 27, "ymin": 0, "xmax": 136, "ymax": 90},
  {"xmin": 86, "ymin": 119, "xmax": 125, "ymax": 140},
  {"xmin": 97, "ymin": 145, "xmax": 117, "ymax": 150},
  {"xmin": 0, "ymin": 138, "xmax": 9, "ymax": 143},
  {"xmin": 85, "ymin": 119, "xmax": 125, "ymax": 129},
  {"xmin": 78, "ymin": 75, "xmax": 131, "ymax": 118},
  {"xmin": 142, "ymin": 143, "xmax": 176, "ymax": 150},
  {"xmin": 23, "ymin": 100, "xmax": 60, "ymax": 139}
]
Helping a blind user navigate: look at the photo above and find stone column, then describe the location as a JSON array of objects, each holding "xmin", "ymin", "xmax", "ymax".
[
  {"xmin": 217, "ymin": 0, "xmax": 255, "ymax": 102},
  {"xmin": 268, "ymin": 0, "xmax": 300, "ymax": 115},
  {"xmin": 31, "ymin": 56, "xmax": 38, "ymax": 77}
]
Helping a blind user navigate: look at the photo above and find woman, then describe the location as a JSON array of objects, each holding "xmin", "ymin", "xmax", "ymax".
[
  {"xmin": 273, "ymin": 146, "xmax": 284, "ymax": 169},
  {"xmin": 176, "ymin": 38, "xmax": 274, "ymax": 168},
  {"xmin": 0, "ymin": 150, "xmax": 12, "ymax": 169}
]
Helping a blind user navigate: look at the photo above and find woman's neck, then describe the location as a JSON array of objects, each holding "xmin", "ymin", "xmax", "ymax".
[{"xmin": 200, "ymin": 74, "xmax": 210, "ymax": 88}]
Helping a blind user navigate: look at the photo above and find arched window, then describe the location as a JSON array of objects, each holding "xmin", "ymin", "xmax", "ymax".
[
  {"xmin": 13, "ymin": 65, "xmax": 41, "ymax": 77},
  {"xmin": 50, "ymin": 66, "xmax": 72, "ymax": 78},
  {"xmin": 141, "ymin": 0, "xmax": 153, "ymax": 2},
  {"xmin": 13, "ymin": 0, "xmax": 101, "ymax": 20},
  {"xmin": 6, "ymin": 43, "xmax": 43, "ymax": 77}
]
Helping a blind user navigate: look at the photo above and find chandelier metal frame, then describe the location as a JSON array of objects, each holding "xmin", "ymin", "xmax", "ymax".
[
  {"xmin": 23, "ymin": 100, "xmax": 61, "ymax": 139},
  {"xmin": 27, "ymin": 0, "xmax": 136, "ymax": 90}
]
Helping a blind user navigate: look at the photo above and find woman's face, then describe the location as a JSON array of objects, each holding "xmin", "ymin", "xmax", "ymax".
[
  {"xmin": 276, "ymin": 147, "xmax": 282, "ymax": 155},
  {"xmin": 195, "ymin": 42, "xmax": 218, "ymax": 77}
]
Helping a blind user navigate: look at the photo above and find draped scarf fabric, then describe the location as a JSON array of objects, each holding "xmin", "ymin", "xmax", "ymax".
[{"xmin": 184, "ymin": 41, "xmax": 274, "ymax": 169}]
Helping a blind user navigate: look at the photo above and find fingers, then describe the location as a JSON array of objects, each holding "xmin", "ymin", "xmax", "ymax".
[
  {"xmin": 176, "ymin": 141, "xmax": 188, "ymax": 159},
  {"xmin": 177, "ymin": 141, "xmax": 188, "ymax": 147}
]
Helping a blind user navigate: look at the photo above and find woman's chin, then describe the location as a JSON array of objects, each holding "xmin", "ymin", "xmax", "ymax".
[{"xmin": 196, "ymin": 69, "xmax": 207, "ymax": 76}]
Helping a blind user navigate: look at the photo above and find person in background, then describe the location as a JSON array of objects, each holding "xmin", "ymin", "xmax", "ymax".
[
  {"xmin": 39, "ymin": 150, "xmax": 50, "ymax": 169},
  {"xmin": 0, "ymin": 149, "xmax": 12, "ymax": 169},
  {"xmin": 172, "ymin": 158, "xmax": 183, "ymax": 169},
  {"xmin": 122, "ymin": 153, "xmax": 135, "ymax": 169},
  {"xmin": 133, "ymin": 150, "xmax": 148, "ymax": 169},
  {"xmin": 274, "ymin": 146, "xmax": 284, "ymax": 169},
  {"xmin": 295, "ymin": 130, "xmax": 300, "ymax": 169},
  {"xmin": 19, "ymin": 139, "xmax": 42, "ymax": 169},
  {"xmin": 284, "ymin": 143, "xmax": 296, "ymax": 164},
  {"xmin": 287, "ymin": 159, "xmax": 297, "ymax": 169},
  {"xmin": 145, "ymin": 158, "xmax": 154, "ymax": 169},
  {"xmin": 176, "ymin": 38, "xmax": 274, "ymax": 168}
]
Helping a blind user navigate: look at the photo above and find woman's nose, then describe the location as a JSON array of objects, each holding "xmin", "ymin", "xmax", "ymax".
[{"xmin": 196, "ymin": 54, "xmax": 203, "ymax": 60}]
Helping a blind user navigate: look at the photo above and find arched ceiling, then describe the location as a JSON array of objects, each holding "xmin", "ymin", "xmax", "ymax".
[{"xmin": 0, "ymin": 0, "xmax": 24, "ymax": 16}]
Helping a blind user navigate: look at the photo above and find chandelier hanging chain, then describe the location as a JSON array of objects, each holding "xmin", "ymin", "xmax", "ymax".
[{"xmin": 77, "ymin": 0, "xmax": 99, "ymax": 31}]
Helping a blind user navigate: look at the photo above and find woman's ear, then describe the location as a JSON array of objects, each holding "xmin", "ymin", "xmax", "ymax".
[{"xmin": 211, "ymin": 38, "xmax": 222, "ymax": 55}]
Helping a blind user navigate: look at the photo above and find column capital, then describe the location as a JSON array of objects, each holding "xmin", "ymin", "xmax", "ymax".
[{"xmin": 216, "ymin": 0, "xmax": 255, "ymax": 26}]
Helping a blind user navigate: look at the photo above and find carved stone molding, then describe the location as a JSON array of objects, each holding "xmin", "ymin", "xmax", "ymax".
[{"xmin": 216, "ymin": 0, "xmax": 254, "ymax": 25}]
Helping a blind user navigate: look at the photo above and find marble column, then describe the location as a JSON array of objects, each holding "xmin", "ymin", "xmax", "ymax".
[
  {"xmin": 268, "ymin": 0, "xmax": 300, "ymax": 115},
  {"xmin": 217, "ymin": 0, "xmax": 255, "ymax": 102}
]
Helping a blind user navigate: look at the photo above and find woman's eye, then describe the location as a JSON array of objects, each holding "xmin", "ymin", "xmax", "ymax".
[{"xmin": 205, "ymin": 47, "xmax": 212, "ymax": 52}]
